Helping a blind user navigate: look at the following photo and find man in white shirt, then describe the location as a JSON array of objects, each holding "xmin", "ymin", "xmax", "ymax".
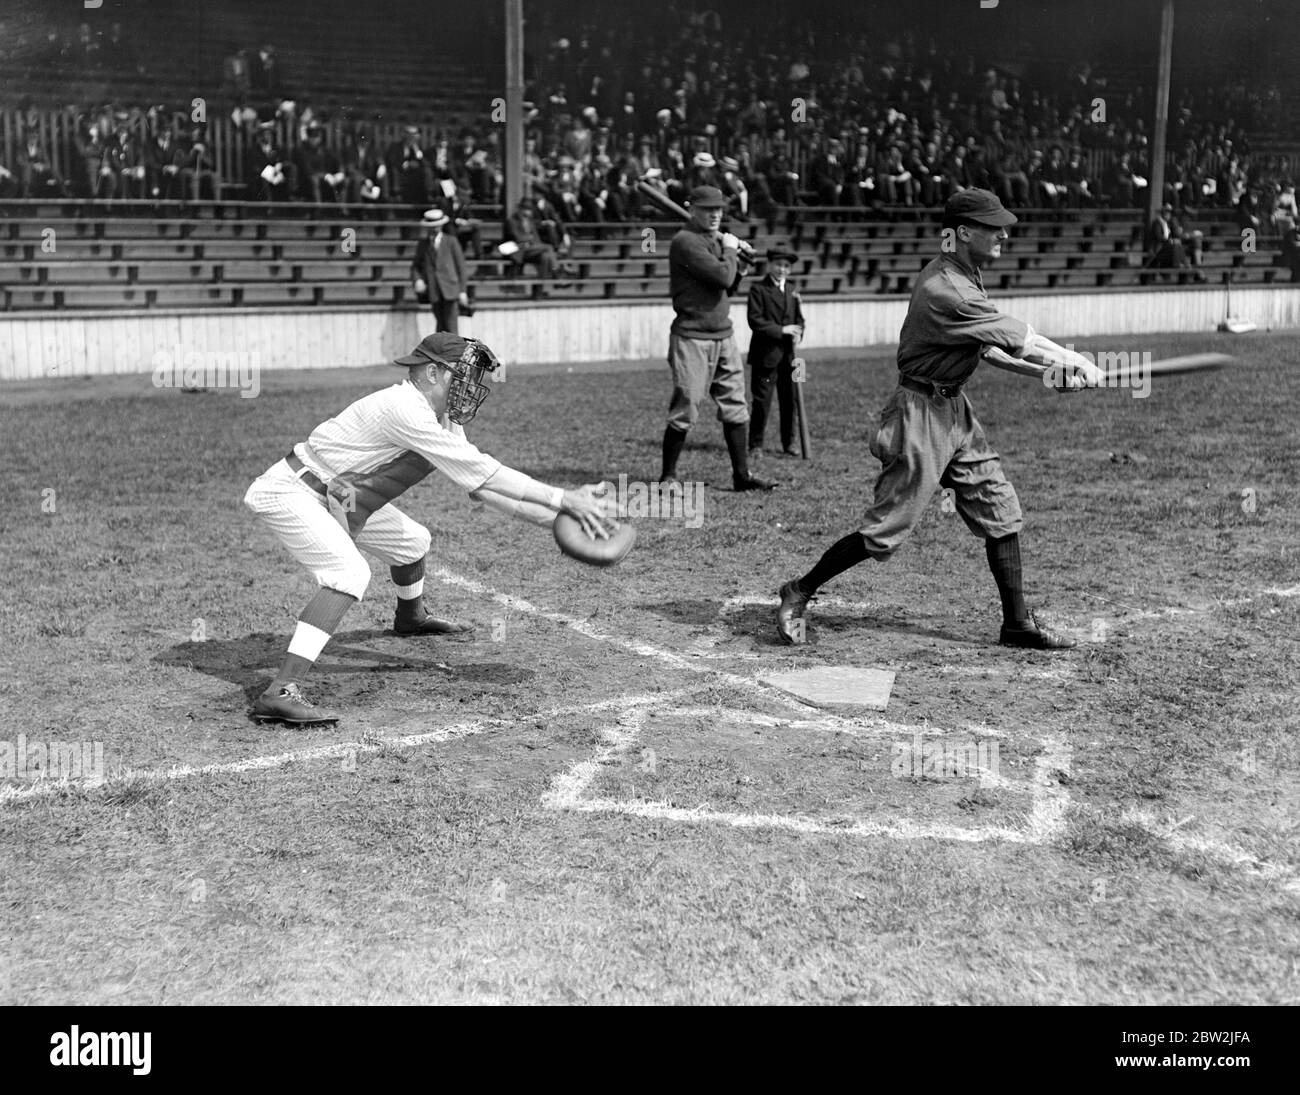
[{"xmin": 243, "ymin": 333, "xmax": 616, "ymax": 725}]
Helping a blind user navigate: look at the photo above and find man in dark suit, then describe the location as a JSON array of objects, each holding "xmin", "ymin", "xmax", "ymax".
[
  {"xmin": 410, "ymin": 209, "xmax": 470, "ymax": 334},
  {"xmin": 746, "ymin": 244, "xmax": 806, "ymax": 459}
]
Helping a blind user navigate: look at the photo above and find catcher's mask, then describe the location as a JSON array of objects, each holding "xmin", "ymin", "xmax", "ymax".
[{"xmin": 394, "ymin": 333, "xmax": 500, "ymax": 424}]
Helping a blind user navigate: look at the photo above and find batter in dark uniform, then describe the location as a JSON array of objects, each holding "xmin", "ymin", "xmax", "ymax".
[{"xmin": 775, "ymin": 189, "xmax": 1103, "ymax": 649}]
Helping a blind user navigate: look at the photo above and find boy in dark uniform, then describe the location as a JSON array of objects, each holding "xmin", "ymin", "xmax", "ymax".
[{"xmin": 746, "ymin": 244, "xmax": 805, "ymax": 460}]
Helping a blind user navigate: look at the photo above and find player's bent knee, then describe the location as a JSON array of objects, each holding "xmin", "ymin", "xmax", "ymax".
[{"xmin": 319, "ymin": 560, "xmax": 370, "ymax": 601}]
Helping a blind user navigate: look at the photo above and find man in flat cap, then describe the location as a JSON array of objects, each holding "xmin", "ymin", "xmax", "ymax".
[
  {"xmin": 775, "ymin": 189, "xmax": 1103, "ymax": 649},
  {"xmin": 746, "ymin": 243, "xmax": 805, "ymax": 460},
  {"xmin": 661, "ymin": 185, "xmax": 773, "ymax": 491}
]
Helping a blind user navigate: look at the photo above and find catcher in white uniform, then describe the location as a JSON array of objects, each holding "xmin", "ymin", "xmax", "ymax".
[{"xmin": 243, "ymin": 332, "xmax": 616, "ymax": 725}]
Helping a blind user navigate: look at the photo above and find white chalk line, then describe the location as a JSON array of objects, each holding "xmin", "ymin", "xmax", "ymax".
[
  {"xmin": 0, "ymin": 689, "xmax": 695, "ymax": 807},
  {"xmin": 543, "ymin": 705, "xmax": 1058, "ymax": 846},
  {"xmin": 432, "ymin": 568, "xmax": 819, "ymax": 711},
  {"xmin": 1120, "ymin": 807, "xmax": 1300, "ymax": 895}
]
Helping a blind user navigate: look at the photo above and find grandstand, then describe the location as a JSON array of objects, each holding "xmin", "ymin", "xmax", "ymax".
[{"xmin": 1, "ymin": 0, "xmax": 1298, "ymax": 374}]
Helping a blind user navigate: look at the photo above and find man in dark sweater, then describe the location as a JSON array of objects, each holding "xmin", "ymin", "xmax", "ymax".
[{"xmin": 661, "ymin": 186, "xmax": 774, "ymax": 492}]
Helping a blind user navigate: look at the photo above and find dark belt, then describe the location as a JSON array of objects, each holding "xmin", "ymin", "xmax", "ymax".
[
  {"xmin": 899, "ymin": 374, "xmax": 965, "ymax": 400},
  {"xmin": 285, "ymin": 450, "xmax": 327, "ymax": 496}
]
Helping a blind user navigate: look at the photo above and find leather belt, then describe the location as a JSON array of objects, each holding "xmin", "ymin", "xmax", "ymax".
[
  {"xmin": 285, "ymin": 450, "xmax": 328, "ymax": 496},
  {"xmin": 899, "ymin": 374, "xmax": 965, "ymax": 399}
]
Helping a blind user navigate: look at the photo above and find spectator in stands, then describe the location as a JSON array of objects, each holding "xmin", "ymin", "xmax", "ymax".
[
  {"xmin": 1036, "ymin": 146, "xmax": 1069, "ymax": 208},
  {"xmin": 878, "ymin": 144, "xmax": 915, "ymax": 205},
  {"xmin": 689, "ymin": 152, "xmax": 720, "ymax": 191},
  {"xmin": 386, "ymin": 126, "xmax": 431, "ymax": 205},
  {"xmin": 717, "ymin": 156, "xmax": 749, "ymax": 220},
  {"xmin": 1106, "ymin": 151, "xmax": 1141, "ymax": 207},
  {"xmin": 111, "ymin": 116, "xmax": 148, "ymax": 199},
  {"xmin": 502, "ymin": 195, "xmax": 559, "ymax": 285},
  {"xmin": 845, "ymin": 142, "xmax": 879, "ymax": 208},
  {"xmin": 223, "ymin": 44, "xmax": 251, "ymax": 98},
  {"xmin": 248, "ymin": 122, "xmax": 294, "ymax": 201},
  {"xmin": 1272, "ymin": 180, "xmax": 1298, "ymax": 232},
  {"xmin": 1147, "ymin": 202, "xmax": 1206, "ymax": 281},
  {"xmin": 251, "ymin": 45, "xmax": 282, "ymax": 96},
  {"xmin": 411, "ymin": 209, "xmax": 470, "ymax": 334},
  {"xmin": 102, "ymin": 23, "xmax": 142, "ymax": 76},
  {"xmin": 146, "ymin": 121, "xmax": 185, "ymax": 202},
  {"xmin": 16, "ymin": 131, "xmax": 66, "ymax": 198},
  {"xmin": 339, "ymin": 127, "xmax": 383, "ymax": 204},
  {"xmin": 74, "ymin": 115, "xmax": 114, "ymax": 199},
  {"xmin": 811, "ymin": 140, "xmax": 847, "ymax": 206},
  {"xmin": 763, "ymin": 140, "xmax": 799, "ymax": 207},
  {"xmin": 1277, "ymin": 223, "xmax": 1300, "ymax": 282},
  {"xmin": 66, "ymin": 22, "xmax": 101, "ymax": 69},
  {"xmin": 295, "ymin": 123, "xmax": 343, "ymax": 203},
  {"xmin": 1064, "ymin": 148, "xmax": 1093, "ymax": 207},
  {"xmin": 182, "ymin": 126, "xmax": 218, "ymax": 202},
  {"xmin": 230, "ymin": 96, "xmax": 259, "ymax": 140}
]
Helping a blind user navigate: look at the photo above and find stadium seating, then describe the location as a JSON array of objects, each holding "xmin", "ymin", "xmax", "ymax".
[{"xmin": 0, "ymin": 195, "xmax": 1289, "ymax": 313}]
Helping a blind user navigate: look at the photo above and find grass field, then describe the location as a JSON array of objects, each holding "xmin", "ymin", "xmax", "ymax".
[{"xmin": 1, "ymin": 329, "xmax": 1297, "ymax": 1005}]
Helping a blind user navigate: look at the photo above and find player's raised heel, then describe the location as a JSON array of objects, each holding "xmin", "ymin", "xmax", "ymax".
[
  {"xmin": 776, "ymin": 579, "xmax": 813, "ymax": 644},
  {"xmin": 251, "ymin": 682, "xmax": 340, "ymax": 724},
  {"xmin": 998, "ymin": 615, "xmax": 1077, "ymax": 650}
]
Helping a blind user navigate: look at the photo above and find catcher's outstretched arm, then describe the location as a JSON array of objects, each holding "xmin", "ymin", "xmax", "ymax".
[{"xmin": 468, "ymin": 487, "xmax": 556, "ymax": 527}]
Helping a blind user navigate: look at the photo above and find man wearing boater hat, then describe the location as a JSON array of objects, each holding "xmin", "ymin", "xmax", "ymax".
[
  {"xmin": 774, "ymin": 189, "xmax": 1104, "ymax": 648},
  {"xmin": 243, "ymin": 332, "xmax": 617, "ymax": 725},
  {"xmin": 411, "ymin": 208, "xmax": 470, "ymax": 333}
]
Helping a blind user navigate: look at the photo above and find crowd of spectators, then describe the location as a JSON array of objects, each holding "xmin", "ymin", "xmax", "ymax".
[{"xmin": 2, "ymin": 5, "xmax": 1297, "ymax": 258}]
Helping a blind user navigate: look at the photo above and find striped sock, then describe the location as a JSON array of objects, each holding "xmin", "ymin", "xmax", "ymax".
[
  {"xmin": 392, "ymin": 559, "xmax": 426, "ymax": 619},
  {"xmin": 272, "ymin": 587, "xmax": 357, "ymax": 687}
]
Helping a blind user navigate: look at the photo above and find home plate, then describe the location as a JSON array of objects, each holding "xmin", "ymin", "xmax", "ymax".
[{"xmin": 761, "ymin": 666, "xmax": 895, "ymax": 711}]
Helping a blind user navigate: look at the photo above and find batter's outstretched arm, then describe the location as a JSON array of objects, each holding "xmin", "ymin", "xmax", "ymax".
[{"xmin": 983, "ymin": 344, "xmax": 1105, "ymax": 390}]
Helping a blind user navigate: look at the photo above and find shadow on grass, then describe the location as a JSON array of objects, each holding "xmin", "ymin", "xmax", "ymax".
[
  {"xmin": 152, "ymin": 632, "xmax": 535, "ymax": 704},
  {"xmin": 636, "ymin": 600, "xmax": 977, "ymax": 646}
]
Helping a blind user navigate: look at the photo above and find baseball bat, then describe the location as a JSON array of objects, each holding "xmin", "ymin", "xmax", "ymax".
[
  {"xmin": 983, "ymin": 348, "xmax": 1232, "ymax": 388},
  {"xmin": 635, "ymin": 180, "xmax": 757, "ymax": 262},
  {"xmin": 794, "ymin": 369, "xmax": 812, "ymax": 460}
]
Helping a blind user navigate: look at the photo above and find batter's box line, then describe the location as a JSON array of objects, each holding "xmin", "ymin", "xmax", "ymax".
[
  {"xmin": 0, "ymin": 688, "xmax": 698, "ymax": 808},
  {"xmin": 543, "ymin": 705, "xmax": 1072, "ymax": 847},
  {"xmin": 431, "ymin": 568, "xmax": 821, "ymax": 713}
]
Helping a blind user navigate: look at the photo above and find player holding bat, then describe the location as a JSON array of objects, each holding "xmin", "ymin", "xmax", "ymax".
[
  {"xmin": 659, "ymin": 185, "xmax": 774, "ymax": 492},
  {"xmin": 775, "ymin": 189, "xmax": 1104, "ymax": 649}
]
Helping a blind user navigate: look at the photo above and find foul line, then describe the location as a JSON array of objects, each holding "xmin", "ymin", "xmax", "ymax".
[{"xmin": 0, "ymin": 689, "xmax": 695, "ymax": 807}]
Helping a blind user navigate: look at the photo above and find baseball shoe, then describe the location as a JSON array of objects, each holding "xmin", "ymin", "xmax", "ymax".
[
  {"xmin": 251, "ymin": 682, "xmax": 340, "ymax": 724},
  {"xmin": 999, "ymin": 615, "xmax": 1077, "ymax": 650},
  {"xmin": 781, "ymin": 446, "xmax": 799, "ymax": 457},
  {"xmin": 776, "ymin": 579, "xmax": 813, "ymax": 644},
  {"xmin": 392, "ymin": 609, "xmax": 474, "ymax": 637},
  {"xmin": 734, "ymin": 473, "xmax": 777, "ymax": 492}
]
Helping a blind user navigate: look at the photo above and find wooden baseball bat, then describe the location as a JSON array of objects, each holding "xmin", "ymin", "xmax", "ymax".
[
  {"xmin": 794, "ymin": 369, "xmax": 812, "ymax": 459},
  {"xmin": 634, "ymin": 180, "xmax": 756, "ymax": 261},
  {"xmin": 983, "ymin": 348, "xmax": 1232, "ymax": 387}
]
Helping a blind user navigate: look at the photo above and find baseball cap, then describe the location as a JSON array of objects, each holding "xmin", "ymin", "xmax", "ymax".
[
  {"xmin": 393, "ymin": 332, "xmax": 469, "ymax": 367},
  {"xmin": 943, "ymin": 188, "xmax": 1017, "ymax": 226},
  {"xmin": 686, "ymin": 185, "xmax": 727, "ymax": 207}
]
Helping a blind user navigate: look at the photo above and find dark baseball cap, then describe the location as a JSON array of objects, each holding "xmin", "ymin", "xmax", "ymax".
[
  {"xmin": 944, "ymin": 188, "xmax": 1017, "ymax": 226},
  {"xmin": 393, "ymin": 332, "xmax": 469, "ymax": 367},
  {"xmin": 686, "ymin": 185, "xmax": 727, "ymax": 207}
]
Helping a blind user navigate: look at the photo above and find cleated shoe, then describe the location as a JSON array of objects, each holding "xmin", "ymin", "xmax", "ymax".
[
  {"xmin": 999, "ymin": 614, "xmax": 1077, "ymax": 650},
  {"xmin": 392, "ymin": 609, "xmax": 475, "ymax": 637},
  {"xmin": 776, "ymin": 579, "xmax": 813, "ymax": 644},
  {"xmin": 734, "ymin": 474, "xmax": 777, "ymax": 492},
  {"xmin": 252, "ymin": 682, "xmax": 340, "ymax": 724}
]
